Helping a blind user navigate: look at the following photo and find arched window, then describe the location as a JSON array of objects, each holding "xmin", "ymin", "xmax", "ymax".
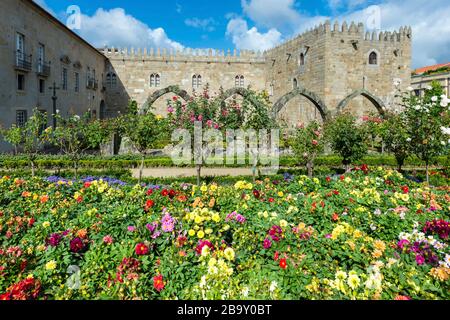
[
  {"xmin": 192, "ymin": 74, "xmax": 202, "ymax": 89},
  {"xmin": 293, "ymin": 78, "xmax": 298, "ymax": 89},
  {"xmin": 299, "ymin": 53, "xmax": 305, "ymax": 66},
  {"xmin": 150, "ymin": 73, "xmax": 160, "ymax": 88},
  {"xmin": 235, "ymin": 75, "xmax": 245, "ymax": 88},
  {"xmin": 369, "ymin": 51, "xmax": 378, "ymax": 65},
  {"xmin": 105, "ymin": 72, "xmax": 117, "ymax": 89}
]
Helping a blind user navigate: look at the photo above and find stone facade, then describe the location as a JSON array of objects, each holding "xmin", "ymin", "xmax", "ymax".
[
  {"xmin": 103, "ymin": 22, "xmax": 412, "ymax": 127},
  {"xmin": 411, "ymin": 72, "xmax": 450, "ymax": 97},
  {"xmin": 0, "ymin": 0, "xmax": 413, "ymax": 151},
  {"xmin": 0, "ymin": 0, "xmax": 107, "ymax": 151}
]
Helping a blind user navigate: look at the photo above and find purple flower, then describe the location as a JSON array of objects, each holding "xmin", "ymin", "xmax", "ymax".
[
  {"xmin": 325, "ymin": 234, "xmax": 332, "ymax": 239},
  {"xmin": 146, "ymin": 222, "xmax": 158, "ymax": 233},
  {"xmin": 415, "ymin": 254, "xmax": 425, "ymax": 265},
  {"xmin": 397, "ymin": 239, "xmax": 410, "ymax": 250},
  {"xmin": 263, "ymin": 238, "xmax": 272, "ymax": 249},
  {"xmin": 152, "ymin": 231, "xmax": 161, "ymax": 239},
  {"xmin": 161, "ymin": 213, "xmax": 175, "ymax": 233},
  {"xmin": 46, "ymin": 233, "xmax": 62, "ymax": 247},
  {"xmin": 70, "ymin": 238, "xmax": 84, "ymax": 253}
]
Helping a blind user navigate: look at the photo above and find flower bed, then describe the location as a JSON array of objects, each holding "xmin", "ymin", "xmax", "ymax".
[{"xmin": 0, "ymin": 167, "xmax": 449, "ymax": 300}]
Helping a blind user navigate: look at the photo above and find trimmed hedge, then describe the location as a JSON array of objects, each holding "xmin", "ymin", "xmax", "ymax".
[{"xmin": 0, "ymin": 154, "xmax": 448, "ymax": 170}]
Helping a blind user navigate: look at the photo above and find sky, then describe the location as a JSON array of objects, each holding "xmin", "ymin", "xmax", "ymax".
[{"xmin": 33, "ymin": 0, "xmax": 450, "ymax": 68}]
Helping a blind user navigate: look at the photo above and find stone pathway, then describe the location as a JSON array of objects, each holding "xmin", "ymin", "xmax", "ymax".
[{"xmin": 131, "ymin": 167, "xmax": 255, "ymax": 178}]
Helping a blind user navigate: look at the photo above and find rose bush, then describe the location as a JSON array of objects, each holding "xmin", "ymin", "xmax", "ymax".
[{"xmin": 0, "ymin": 167, "xmax": 448, "ymax": 300}]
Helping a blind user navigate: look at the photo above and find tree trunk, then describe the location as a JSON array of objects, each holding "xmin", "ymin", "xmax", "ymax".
[
  {"xmin": 31, "ymin": 160, "xmax": 35, "ymax": 177},
  {"xmin": 196, "ymin": 164, "xmax": 202, "ymax": 186},
  {"xmin": 306, "ymin": 161, "xmax": 313, "ymax": 178},
  {"xmin": 139, "ymin": 155, "xmax": 145, "ymax": 184},
  {"xmin": 74, "ymin": 160, "xmax": 78, "ymax": 180},
  {"xmin": 344, "ymin": 163, "xmax": 351, "ymax": 173}
]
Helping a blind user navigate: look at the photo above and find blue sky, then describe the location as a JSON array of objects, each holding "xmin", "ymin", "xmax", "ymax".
[{"xmin": 34, "ymin": 0, "xmax": 450, "ymax": 68}]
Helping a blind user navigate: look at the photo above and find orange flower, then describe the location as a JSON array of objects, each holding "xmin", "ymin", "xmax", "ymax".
[
  {"xmin": 332, "ymin": 213, "xmax": 339, "ymax": 222},
  {"xmin": 76, "ymin": 229, "xmax": 88, "ymax": 239},
  {"xmin": 208, "ymin": 198, "xmax": 215, "ymax": 208},
  {"xmin": 22, "ymin": 191, "xmax": 31, "ymax": 197},
  {"xmin": 177, "ymin": 195, "xmax": 187, "ymax": 202},
  {"xmin": 40, "ymin": 195, "xmax": 49, "ymax": 204}
]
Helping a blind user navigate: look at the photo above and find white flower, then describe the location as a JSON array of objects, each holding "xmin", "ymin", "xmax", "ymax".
[
  {"xmin": 269, "ymin": 281, "xmax": 278, "ymax": 292},
  {"xmin": 73, "ymin": 115, "xmax": 80, "ymax": 121},
  {"xmin": 374, "ymin": 209, "xmax": 382, "ymax": 216},
  {"xmin": 370, "ymin": 224, "xmax": 377, "ymax": 231},
  {"xmin": 56, "ymin": 109, "xmax": 60, "ymax": 114},
  {"xmin": 399, "ymin": 212, "xmax": 406, "ymax": 220},
  {"xmin": 406, "ymin": 138, "xmax": 412, "ymax": 142},
  {"xmin": 241, "ymin": 287, "xmax": 249, "ymax": 297},
  {"xmin": 431, "ymin": 96, "xmax": 438, "ymax": 102},
  {"xmin": 441, "ymin": 127, "xmax": 450, "ymax": 135},
  {"xmin": 199, "ymin": 275, "xmax": 207, "ymax": 288},
  {"xmin": 442, "ymin": 141, "xmax": 447, "ymax": 146}
]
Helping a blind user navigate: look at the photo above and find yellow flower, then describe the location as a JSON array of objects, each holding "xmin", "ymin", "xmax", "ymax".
[
  {"xmin": 197, "ymin": 230, "xmax": 205, "ymax": 239},
  {"xmin": 210, "ymin": 184, "xmax": 218, "ymax": 192},
  {"xmin": 194, "ymin": 216, "xmax": 203, "ymax": 224},
  {"xmin": 188, "ymin": 229, "xmax": 196, "ymax": 237},
  {"xmin": 205, "ymin": 228, "xmax": 213, "ymax": 235},
  {"xmin": 42, "ymin": 221, "xmax": 50, "ymax": 228},
  {"xmin": 208, "ymin": 258, "xmax": 217, "ymax": 267},
  {"xmin": 372, "ymin": 249, "xmax": 383, "ymax": 259},
  {"xmin": 353, "ymin": 230, "xmax": 363, "ymax": 239},
  {"xmin": 279, "ymin": 219, "xmax": 288, "ymax": 228},
  {"xmin": 347, "ymin": 274, "xmax": 360, "ymax": 290},
  {"xmin": 224, "ymin": 247, "xmax": 235, "ymax": 261},
  {"xmin": 212, "ymin": 213, "xmax": 221, "ymax": 223},
  {"xmin": 278, "ymin": 191, "xmax": 284, "ymax": 197},
  {"xmin": 156, "ymin": 114, "xmax": 163, "ymax": 120},
  {"xmin": 373, "ymin": 240, "xmax": 386, "ymax": 252},
  {"xmin": 45, "ymin": 260, "xmax": 57, "ymax": 271},
  {"xmin": 200, "ymin": 184, "xmax": 208, "ymax": 192}
]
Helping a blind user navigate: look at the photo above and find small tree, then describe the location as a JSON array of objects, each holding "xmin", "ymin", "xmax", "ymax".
[
  {"xmin": 48, "ymin": 112, "xmax": 111, "ymax": 179},
  {"xmin": 402, "ymin": 81, "xmax": 450, "ymax": 183},
  {"xmin": 1, "ymin": 124, "xmax": 22, "ymax": 155},
  {"xmin": 119, "ymin": 102, "xmax": 170, "ymax": 183},
  {"xmin": 1, "ymin": 108, "xmax": 49, "ymax": 176},
  {"xmin": 379, "ymin": 112, "xmax": 410, "ymax": 172},
  {"xmin": 325, "ymin": 113, "xmax": 368, "ymax": 172},
  {"xmin": 291, "ymin": 121, "xmax": 325, "ymax": 177}
]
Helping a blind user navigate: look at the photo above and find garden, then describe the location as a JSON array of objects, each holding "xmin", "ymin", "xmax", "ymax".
[{"xmin": 0, "ymin": 83, "xmax": 449, "ymax": 300}]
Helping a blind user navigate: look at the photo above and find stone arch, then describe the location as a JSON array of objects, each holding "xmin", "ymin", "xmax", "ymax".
[
  {"xmin": 142, "ymin": 85, "xmax": 191, "ymax": 113},
  {"xmin": 272, "ymin": 87, "xmax": 329, "ymax": 121},
  {"xmin": 218, "ymin": 87, "xmax": 265, "ymax": 110},
  {"xmin": 336, "ymin": 89, "xmax": 385, "ymax": 116}
]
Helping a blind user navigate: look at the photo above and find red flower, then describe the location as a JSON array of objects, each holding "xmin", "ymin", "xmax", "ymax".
[
  {"xmin": 76, "ymin": 196, "xmax": 83, "ymax": 203},
  {"xmin": 268, "ymin": 198, "xmax": 275, "ymax": 203},
  {"xmin": 168, "ymin": 189, "xmax": 176, "ymax": 199},
  {"xmin": 279, "ymin": 258, "xmax": 287, "ymax": 269},
  {"xmin": 401, "ymin": 186, "xmax": 409, "ymax": 194},
  {"xmin": 172, "ymin": 96, "xmax": 178, "ymax": 101},
  {"xmin": 84, "ymin": 182, "xmax": 91, "ymax": 188},
  {"xmin": 253, "ymin": 190, "xmax": 261, "ymax": 199},
  {"xmin": 135, "ymin": 243, "xmax": 149, "ymax": 256},
  {"xmin": 332, "ymin": 213, "xmax": 339, "ymax": 222},
  {"xmin": 146, "ymin": 188, "xmax": 153, "ymax": 196},
  {"xmin": 153, "ymin": 274, "xmax": 165, "ymax": 292},
  {"xmin": 145, "ymin": 199, "xmax": 155, "ymax": 211},
  {"xmin": 340, "ymin": 175, "xmax": 345, "ymax": 181},
  {"xmin": 333, "ymin": 190, "xmax": 339, "ymax": 195},
  {"xmin": 326, "ymin": 177, "xmax": 331, "ymax": 183},
  {"xmin": 274, "ymin": 251, "xmax": 280, "ymax": 261},
  {"xmin": 28, "ymin": 218, "xmax": 35, "ymax": 227},
  {"xmin": 161, "ymin": 189, "xmax": 169, "ymax": 197}
]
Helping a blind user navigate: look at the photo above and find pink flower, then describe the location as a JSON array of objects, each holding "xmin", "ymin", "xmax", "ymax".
[
  {"xmin": 197, "ymin": 115, "xmax": 203, "ymax": 121},
  {"xmin": 415, "ymin": 254, "xmax": 425, "ymax": 265},
  {"xmin": 103, "ymin": 235, "xmax": 113, "ymax": 245},
  {"xmin": 263, "ymin": 238, "xmax": 272, "ymax": 249},
  {"xmin": 312, "ymin": 140, "xmax": 319, "ymax": 146},
  {"xmin": 167, "ymin": 106, "xmax": 174, "ymax": 113},
  {"xmin": 127, "ymin": 226, "xmax": 136, "ymax": 232},
  {"xmin": 214, "ymin": 123, "xmax": 219, "ymax": 129}
]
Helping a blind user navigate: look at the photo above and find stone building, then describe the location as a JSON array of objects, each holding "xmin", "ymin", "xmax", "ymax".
[
  {"xmin": 0, "ymin": 0, "xmax": 107, "ymax": 151},
  {"xmin": 411, "ymin": 63, "xmax": 450, "ymax": 97},
  {"xmin": 0, "ymin": 0, "xmax": 413, "ymax": 151}
]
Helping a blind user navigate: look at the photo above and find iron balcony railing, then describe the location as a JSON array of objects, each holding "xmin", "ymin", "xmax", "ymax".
[
  {"xmin": 86, "ymin": 77, "xmax": 98, "ymax": 90},
  {"xmin": 15, "ymin": 51, "xmax": 32, "ymax": 71},
  {"xmin": 37, "ymin": 60, "xmax": 51, "ymax": 77}
]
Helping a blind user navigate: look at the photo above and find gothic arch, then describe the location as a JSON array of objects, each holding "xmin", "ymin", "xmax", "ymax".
[
  {"xmin": 218, "ymin": 87, "xmax": 265, "ymax": 110},
  {"xmin": 272, "ymin": 87, "xmax": 329, "ymax": 120},
  {"xmin": 336, "ymin": 89, "xmax": 385, "ymax": 116},
  {"xmin": 142, "ymin": 85, "xmax": 191, "ymax": 113}
]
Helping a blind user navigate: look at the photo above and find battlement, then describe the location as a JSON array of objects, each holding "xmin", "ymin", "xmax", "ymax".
[
  {"xmin": 267, "ymin": 20, "xmax": 412, "ymax": 53},
  {"xmin": 101, "ymin": 47, "xmax": 266, "ymax": 63}
]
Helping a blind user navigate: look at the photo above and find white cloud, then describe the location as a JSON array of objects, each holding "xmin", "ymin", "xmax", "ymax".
[
  {"xmin": 241, "ymin": 0, "xmax": 301, "ymax": 30},
  {"xmin": 226, "ymin": 18, "xmax": 282, "ymax": 51},
  {"xmin": 77, "ymin": 8, "xmax": 183, "ymax": 50},
  {"xmin": 185, "ymin": 18, "xmax": 217, "ymax": 32}
]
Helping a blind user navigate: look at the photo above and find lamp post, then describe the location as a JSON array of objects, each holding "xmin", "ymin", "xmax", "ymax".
[{"xmin": 49, "ymin": 81, "xmax": 60, "ymax": 129}]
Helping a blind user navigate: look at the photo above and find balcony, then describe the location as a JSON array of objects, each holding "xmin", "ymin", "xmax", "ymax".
[
  {"xmin": 86, "ymin": 78, "xmax": 98, "ymax": 90},
  {"xmin": 37, "ymin": 60, "xmax": 51, "ymax": 77},
  {"xmin": 15, "ymin": 51, "xmax": 32, "ymax": 71}
]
